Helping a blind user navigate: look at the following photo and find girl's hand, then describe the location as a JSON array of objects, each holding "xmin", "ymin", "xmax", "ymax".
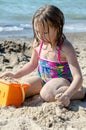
[
  {"xmin": 0, "ymin": 72, "xmax": 15, "ymax": 78},
  {"xmin": 59, "ymin": 94, "xmax": 70, "ymax": 107}
]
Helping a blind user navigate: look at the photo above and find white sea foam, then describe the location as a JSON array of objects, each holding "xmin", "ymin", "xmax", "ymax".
[{"xmin": 0, "ymin": 26, "xmax": 23, "ymax": 32}]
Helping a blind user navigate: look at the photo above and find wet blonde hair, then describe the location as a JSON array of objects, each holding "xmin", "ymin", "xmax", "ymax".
[{"xmin": 32, "ymin": 5, "xmax": 65, "ymax": 46}]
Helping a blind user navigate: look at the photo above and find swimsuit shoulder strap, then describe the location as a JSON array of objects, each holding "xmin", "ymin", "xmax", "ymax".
[
  {"xmin": 57, "ymin": 47, "xmax": 61, "ymax": 63},
  {"xmin": 38, "ymin": 41, "xmax": 43, "ymax": 57},
  {"xmin": 57, "ymin": 38, "xmax": 63, "ymax": 63}
]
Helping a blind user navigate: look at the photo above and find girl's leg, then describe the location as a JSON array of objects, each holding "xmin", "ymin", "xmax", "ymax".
[
  {"xmin": 71, "ymin": 87, "xmax": 85, "ymax": 100},
  {"xmin": 25, "ymin": 76, "xmax": 42, "ymax": 98},
  {"xmin": 40, "ymin": 77, "xmax": 85, "ymax": 102}
]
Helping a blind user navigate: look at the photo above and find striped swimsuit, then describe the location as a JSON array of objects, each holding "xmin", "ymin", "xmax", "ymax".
[{"xmin": 38, "ymin": 41, "xmax": 73, "ymax": 83}]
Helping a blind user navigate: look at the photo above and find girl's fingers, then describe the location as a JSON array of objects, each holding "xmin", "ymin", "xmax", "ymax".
[
  {"xmin": 0, "ymin": 72, "xmax": 13, "ymax": 78},
  {"xmin": 55, "ymin": 93, "xmax": 62, "ymax": 100}
]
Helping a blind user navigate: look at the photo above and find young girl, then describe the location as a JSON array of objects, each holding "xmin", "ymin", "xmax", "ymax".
[{"xmin": 1, "ymin": 5, "xmax": 85, "ymax": 107}]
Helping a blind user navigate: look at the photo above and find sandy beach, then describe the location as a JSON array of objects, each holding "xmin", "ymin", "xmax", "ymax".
[{"xmin": 0, "ymin": 32, "xmax": 86, "ymax": 130}]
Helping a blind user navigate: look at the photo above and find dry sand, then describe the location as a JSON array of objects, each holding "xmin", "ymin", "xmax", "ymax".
[{"xmin": 0, "ymin": 32, "xmax": 86, "ymax": 130}]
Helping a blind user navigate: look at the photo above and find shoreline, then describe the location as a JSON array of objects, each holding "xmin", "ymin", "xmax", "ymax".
[{"xmin": 0, "ymin": 32, "xmax": 86, "ymax": 40}]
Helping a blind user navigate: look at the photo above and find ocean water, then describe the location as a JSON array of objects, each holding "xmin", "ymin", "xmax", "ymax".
[{"xmin": 0, "ymin": 0, "xmax": 86, "ymax": 38}]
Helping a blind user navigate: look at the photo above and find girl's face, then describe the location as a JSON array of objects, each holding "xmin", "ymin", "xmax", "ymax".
[{"xmin": 34, "ymin": 20, "xmax": 58, "ymax": 45}]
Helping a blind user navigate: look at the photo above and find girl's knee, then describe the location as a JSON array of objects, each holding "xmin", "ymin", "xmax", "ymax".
[
  {"xmin": 80, "ymin": 87, "xmax": 86, "ymax": 98},
  {"xmin": 40, "ymin": 87, "xmax": 55, "ymax": 102},
  {"xmin": 71, "ymin": 87, "xmax": 85, "ymax": 100}
]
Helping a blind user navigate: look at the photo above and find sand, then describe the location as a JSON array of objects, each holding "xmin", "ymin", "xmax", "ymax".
[{"xmin": 0, "ymin": 32, "xmax": 86, "ymax": 130}]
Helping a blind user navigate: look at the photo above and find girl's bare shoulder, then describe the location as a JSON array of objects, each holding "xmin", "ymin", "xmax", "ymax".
[{"xmin": 61, "ymin": 38, "xmax": 75, "ymax": 53}]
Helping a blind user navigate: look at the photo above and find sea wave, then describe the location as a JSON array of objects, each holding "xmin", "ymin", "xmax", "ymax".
[{"xmin": 0, "ymin": 24, "xmax": 32, "ymax": 32}]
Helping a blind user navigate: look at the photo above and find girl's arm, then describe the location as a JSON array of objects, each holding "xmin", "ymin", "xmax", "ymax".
[{"xmin": 60, "ymin": 40, "xmax": 83, "ymax": 105}]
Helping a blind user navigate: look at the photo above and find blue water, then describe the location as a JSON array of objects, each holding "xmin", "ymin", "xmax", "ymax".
[{"xmin": 0, "ymin": 0, "xmax": 86, "ymax": 38}]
